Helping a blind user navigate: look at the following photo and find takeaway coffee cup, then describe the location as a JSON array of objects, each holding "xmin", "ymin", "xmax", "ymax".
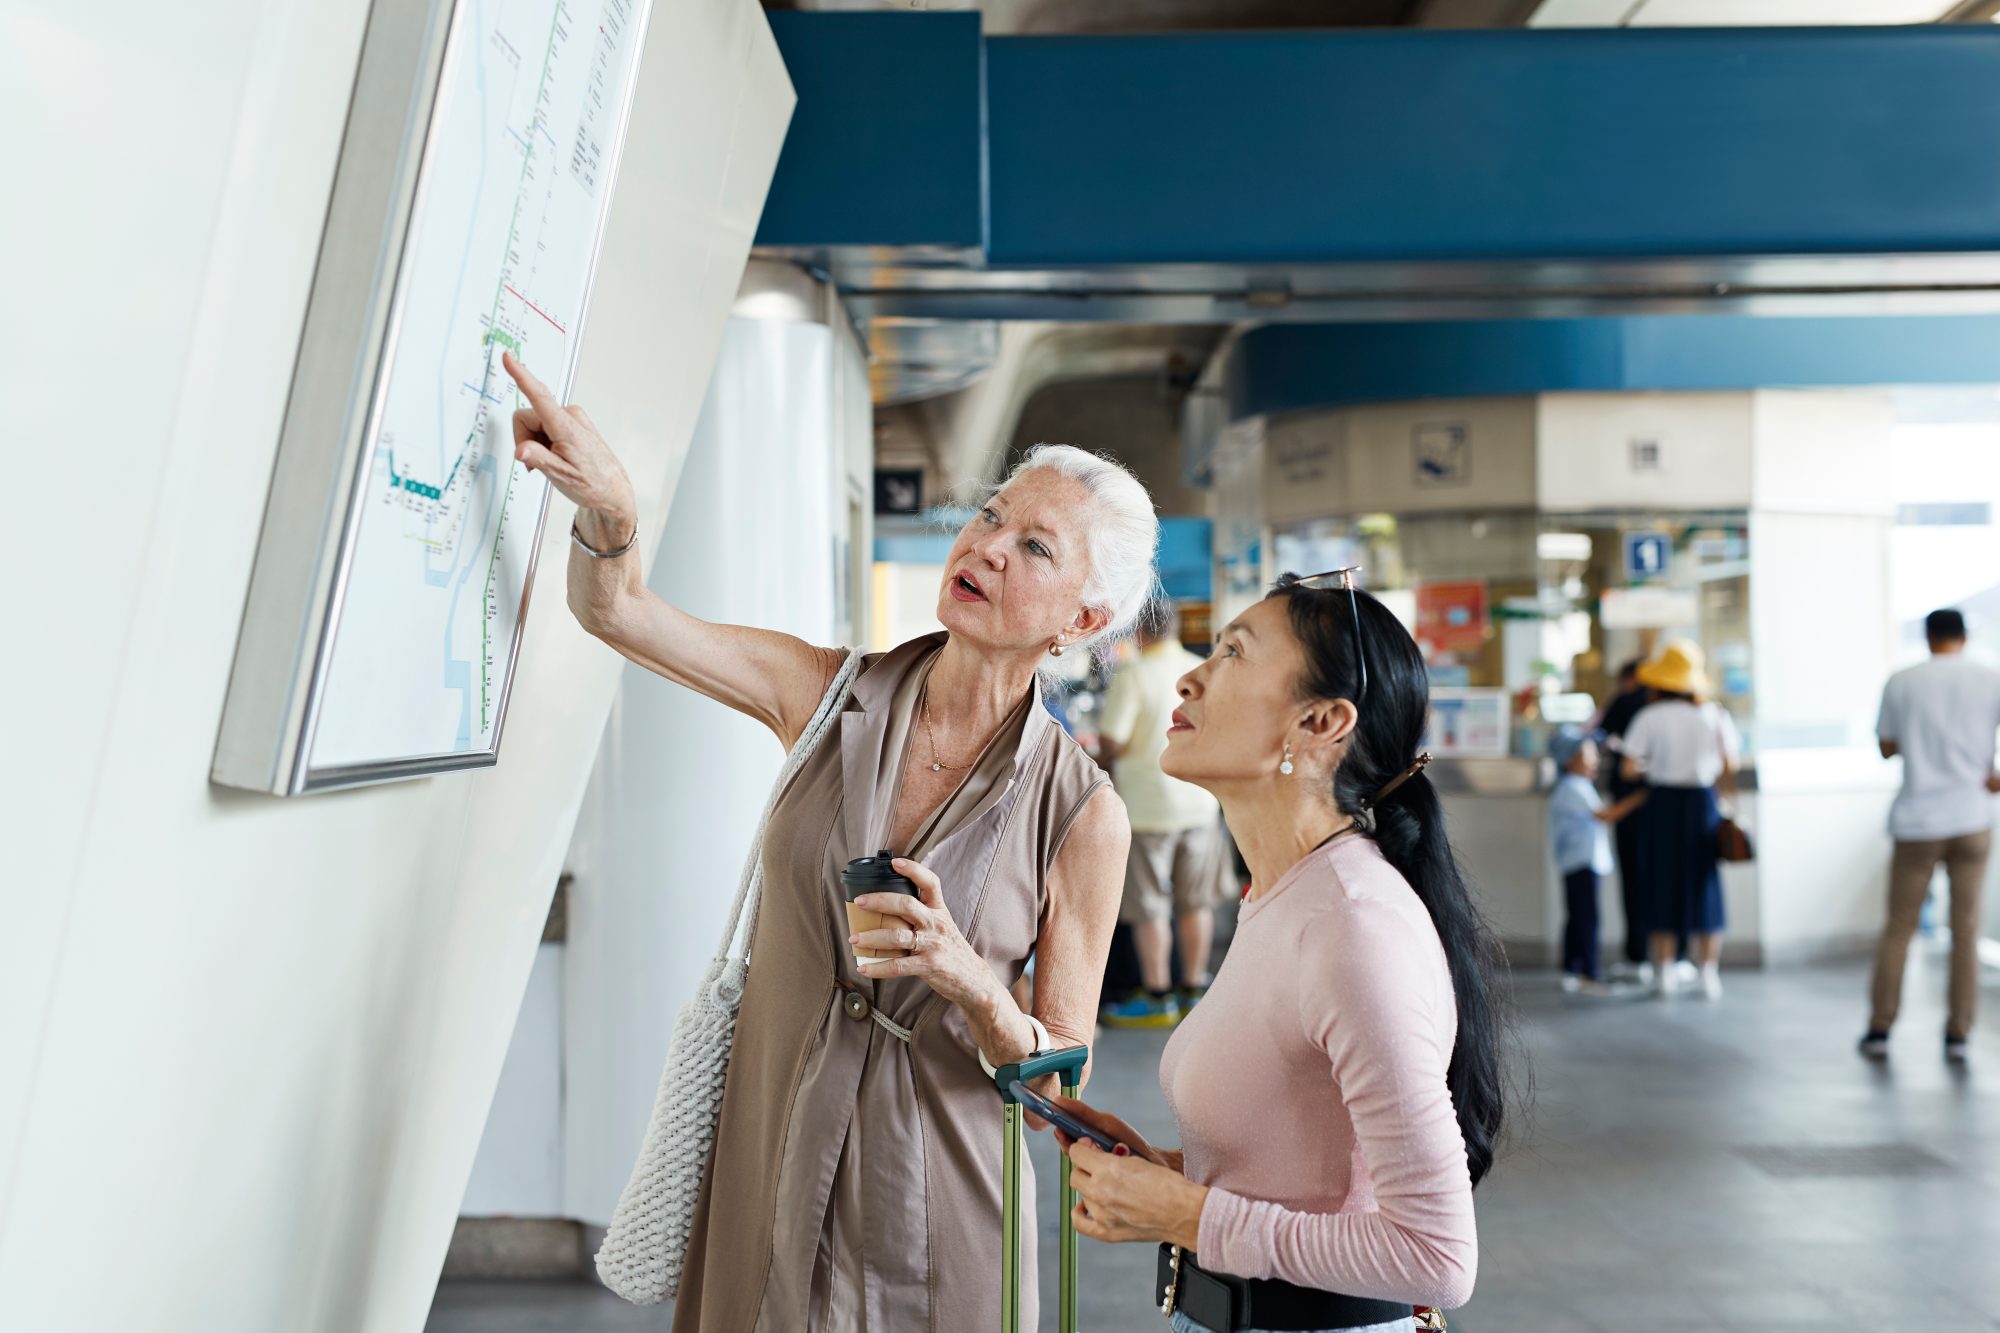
[{"xmin": 842, "ymin": 851, "xmax": 920, "ymax": 967}]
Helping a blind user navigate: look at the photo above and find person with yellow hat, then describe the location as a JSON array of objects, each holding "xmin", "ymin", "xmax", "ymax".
[{"xmin": 1619, "ymin": 641, "xmax": 1742, "ymax": 999}]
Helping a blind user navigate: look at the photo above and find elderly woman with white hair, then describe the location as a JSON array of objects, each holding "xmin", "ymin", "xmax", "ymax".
[{"xmin": 501, "ymin": 353, "xmax": 1149, "ymax": 1333}]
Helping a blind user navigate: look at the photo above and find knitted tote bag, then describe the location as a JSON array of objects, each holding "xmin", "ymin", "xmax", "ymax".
[{"xmin": 594, "ymin": 648, "xmax": 864, "ymax": 1304}]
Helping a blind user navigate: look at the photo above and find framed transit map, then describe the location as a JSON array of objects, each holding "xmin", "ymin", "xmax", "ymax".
[{"xmin": 214, "ymin": 0, "xmax": 653, "ymax": 794}]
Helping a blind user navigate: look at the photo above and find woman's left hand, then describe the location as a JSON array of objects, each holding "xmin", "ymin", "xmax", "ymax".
[
  {"xmin": 852, "ymin": 858, "xmax": 997, "ymax": 1011},
  {"xmin": 1065, "ymin": 1139, "xmax": 1209, "ymax": 1249}
]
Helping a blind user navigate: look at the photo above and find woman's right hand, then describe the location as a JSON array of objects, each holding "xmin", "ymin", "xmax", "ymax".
[
  {"xmin": 1047, "ymin": 1094, "xmax": 1178, "ymax": 1171},
  {"xmin": 501, "ymin": 351, "xmax": 639, "ymax": 532}
]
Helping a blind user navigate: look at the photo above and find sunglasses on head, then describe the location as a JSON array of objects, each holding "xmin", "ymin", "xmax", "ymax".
[{"xmin": 1291, "ymin": 567, "xmax": 1369, "ymax": 704}]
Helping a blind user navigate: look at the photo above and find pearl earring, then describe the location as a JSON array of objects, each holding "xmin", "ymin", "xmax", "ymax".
[
  {"xmin": 1280, "ymin": 741, "xmax": 1295, "ymax": 776},
  {"xmin": 1049, "ymin": 639, "xmax": 1065, "ymax": 657}
]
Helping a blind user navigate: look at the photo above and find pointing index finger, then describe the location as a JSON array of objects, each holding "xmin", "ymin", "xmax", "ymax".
[{"xmin": 501, "ymin": 350, "xmax": 565, "ymax": 421}]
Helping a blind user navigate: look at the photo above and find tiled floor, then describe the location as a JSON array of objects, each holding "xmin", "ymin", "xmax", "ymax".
[{"xmin": 427, "ymin": 954, "xmax": 2000, "ymax": 1333}]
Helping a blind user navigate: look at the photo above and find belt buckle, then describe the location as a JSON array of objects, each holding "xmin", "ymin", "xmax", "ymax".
[{"xmin": 1416, "ymin": 1308, "xmax": 1448, "ymax": 1331}]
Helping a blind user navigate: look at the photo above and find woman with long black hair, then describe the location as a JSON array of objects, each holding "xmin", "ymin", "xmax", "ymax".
[{"xmin": 1053, "ymin": 572, "xmax": 1508, "ymax": 1333}]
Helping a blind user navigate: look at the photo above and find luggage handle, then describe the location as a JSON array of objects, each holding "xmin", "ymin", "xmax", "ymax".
[
  {"xmin": 995, "ymin": 1044, "xmax": 1090, "ymax": 1333},
  {"xmin": 992, "ymin": 1045, "xmax": 1090, "ymax": 1101}
]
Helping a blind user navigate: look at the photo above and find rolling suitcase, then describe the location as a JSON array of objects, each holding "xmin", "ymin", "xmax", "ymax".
[{"xmin": 992, "ymin": 1045, "xmax": 1091, "ymax": 1333}]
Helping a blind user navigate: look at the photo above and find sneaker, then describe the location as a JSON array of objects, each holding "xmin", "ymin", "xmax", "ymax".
[
  {"xmin": 1101, "ymin": 992, "xmax": 1181, "ymax": 1029},
  {"xmin": 1945, "ymin": 1031, "xmax": 1970, "ymax": 1063},
  {"xmin": 1653, "ymin": 965, "xmax": 1679, "ymax": 999},
  {"xmin": 1698, "ymin": 965, "xmax": 1723, "ymax": 1001},
  {"xmin": 1858, "ymin": 1030, "xmax": 1890, "ymax": 1059},
  {"xmin": 1562, "ymin": 974, "xmax": 1612, "ymax": 997},
  {"xmin": 1675, "ymin": 959, "xmax": 1702, "ymax": 986}
]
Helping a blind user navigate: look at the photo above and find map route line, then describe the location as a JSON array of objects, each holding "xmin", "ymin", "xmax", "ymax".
[
  {"xmin": 310, "ymin": 0, "xmax": 641, "ymax": 771},
  {"xmin": 382, "ymin": 1, "xmax": 567, "ymax": 525},
  {"xmin": 505, "ymin": 282, "xmax": 567, "ymax": 333}
]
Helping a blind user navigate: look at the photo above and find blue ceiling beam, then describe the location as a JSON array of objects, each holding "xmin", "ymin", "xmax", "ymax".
[
  {"xmin": 756, "ymin": 19, "xmax": 2000, "ymax": 266},
  {"xmin": 1228, "ymin": 315, "xmax": 2000, "ymax": 421},
  {"xmin": 758, "ymin": 13, "xmax": 985, "ymax": 249}
]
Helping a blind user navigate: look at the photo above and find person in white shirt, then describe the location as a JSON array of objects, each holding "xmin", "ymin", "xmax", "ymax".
[
  {"xmin": 1620, "ymin": 641, "xmax": 1741, "ymax": 1000},
  {"xmin": 1863, "ymin": 609, "xmax": 2000, "ymax": 1063},
  {"xmin": 1096, "ymin": 602, "xmax": 1233, "ymax": 1029}
]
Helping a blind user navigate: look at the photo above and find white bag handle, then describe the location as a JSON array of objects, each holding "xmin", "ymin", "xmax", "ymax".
[{"xmin": 710, "ymin": 648, "xmax": 865, "ymax": 974}]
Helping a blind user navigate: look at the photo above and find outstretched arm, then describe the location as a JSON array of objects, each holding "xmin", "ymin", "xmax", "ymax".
[{"xmin": 503, "ymin": 353, "xmax": 842, "ymax": 747}]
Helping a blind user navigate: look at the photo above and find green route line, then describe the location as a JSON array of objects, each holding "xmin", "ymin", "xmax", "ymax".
[
  {"xmin": 480, "ymin": 462, "xmax": 519, "ymax": 732},
  {"xmin": 475, "ymin": 2, "xmax": 568, "ymax": 731}
]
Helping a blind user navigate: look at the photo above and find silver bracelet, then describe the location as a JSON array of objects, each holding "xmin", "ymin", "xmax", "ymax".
[{"xmin": 570, "ymin": 519, "xmax": 638, "ymax": 559}]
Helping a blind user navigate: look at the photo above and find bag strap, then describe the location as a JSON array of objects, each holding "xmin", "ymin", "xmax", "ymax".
[{"xmin": 712, "ymin": 648, "xmax": 866, "ymax": 969}]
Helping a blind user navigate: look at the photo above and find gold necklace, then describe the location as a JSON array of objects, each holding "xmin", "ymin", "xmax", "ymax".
[{"xmin": 920, "ymin": 693, "xmax": 975, "ymax": 772}]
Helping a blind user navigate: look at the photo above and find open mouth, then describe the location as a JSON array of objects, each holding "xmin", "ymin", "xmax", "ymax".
[{"xmin": 950, "ymin": 572, "xmax": 987, "ymax": 602}]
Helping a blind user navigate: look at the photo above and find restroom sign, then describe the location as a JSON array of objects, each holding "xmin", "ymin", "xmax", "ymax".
[{"xmin": 1624, "ymin": 532, "xmax": 1672, "ymax": 582}]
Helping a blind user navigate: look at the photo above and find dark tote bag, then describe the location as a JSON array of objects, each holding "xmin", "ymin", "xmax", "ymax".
[
  {"xmin": 1707, "ymin": 705, "xmax": 1753, "ymax": 863},
  {"xmin": 1717, "ymin": 815, "xmax": 1755, "ymax": 863}
]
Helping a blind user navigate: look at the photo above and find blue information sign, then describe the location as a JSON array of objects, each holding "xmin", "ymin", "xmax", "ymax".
[{"xmin": 1624, "ymin": 532, "xmax": 1672, "ymax": 582}]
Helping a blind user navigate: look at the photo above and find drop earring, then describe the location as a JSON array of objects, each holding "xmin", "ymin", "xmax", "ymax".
[
  {"xmin": 1280, "ymin": 741, "xmax": 1295, "ymax": 776},
  {"xmin": 1049, "ymin": 638, "xmax": 1065, "ymax": 657}
]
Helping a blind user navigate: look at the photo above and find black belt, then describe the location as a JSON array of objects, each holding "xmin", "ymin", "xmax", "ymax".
[{"xmin": 1159, "ymin": 1245, "xmax": 1415, "ymax": 1332}]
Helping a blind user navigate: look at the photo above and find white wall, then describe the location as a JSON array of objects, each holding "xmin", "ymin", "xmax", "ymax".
[
  {"xmin": 1751, "ymin": 390, "xmax": 1897, "ymax": 516},
  {"xmin": 1537, "ymin": 391, "xmax": 1755, "ymax": 510},
  {"xmin": 460, "ymin": 944, "xmax": 565, "ymax": 1217},
  {"xmin": 1209, "ymin": 419, "xmax": 1270, "ymax": 630},
  {"xmin": 0, "ymin": 2, "xmax": 793, "ymax": 1329},
  {"xmin": 1744, "ymin": 394, "xmax": 1899, "ymax": 961},
  {"xmin": 560, "ymin": 311, "xmax": 871, "ymax": 1224},
  {"xmin": 1264, "ymin": 397, "xmax": 1538, "ymax": 525}
]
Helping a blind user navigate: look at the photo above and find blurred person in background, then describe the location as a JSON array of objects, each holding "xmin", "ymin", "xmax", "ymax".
[
  {"xmin": 1595, "ymin": 658, "xmax": 1659, "ymax": 979},
  {"xmin": 1620, "ymin": 642, "xmax": 1740, "ymax": 1001},
  {"xmin": 1098, "ymin": 600, "xmax": 1236, "ymax": 1029},
  {"xmin": 1547, "ymin": 727, "xmax": 1642, "ymax": 994},
  {"xmin": 1862, "ymin": 608, "xmax": 2000, "ymax": 1063}
]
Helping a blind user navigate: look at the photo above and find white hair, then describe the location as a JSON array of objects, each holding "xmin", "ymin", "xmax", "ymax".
[{"xmin": 994, "ymin": 444, "xmax": 1160, "ymax": 659}]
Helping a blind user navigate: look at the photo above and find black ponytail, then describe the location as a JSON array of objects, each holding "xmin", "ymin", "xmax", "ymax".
[{"xmin": 1271, "ymin": 575, "xmax": 1511, "ymax": 1186}]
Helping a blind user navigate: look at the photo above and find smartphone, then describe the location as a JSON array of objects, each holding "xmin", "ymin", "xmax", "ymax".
[{"xmin": 1007, "ymin": 1081, "xmax": 1131, "ymax": 1156}]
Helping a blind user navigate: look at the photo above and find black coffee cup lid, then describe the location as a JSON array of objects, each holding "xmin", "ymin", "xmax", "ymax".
[{"xmin": 842, "ymin": 850, "xmax": 918, "ymax": 897}]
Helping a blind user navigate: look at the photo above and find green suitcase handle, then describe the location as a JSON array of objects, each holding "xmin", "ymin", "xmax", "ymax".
[
  {"xmin": 993, "ymin": 1045, "xmax": 1089, "ymax": 1100},
  {"xmin": 996, "ymin": 1043, "xmax": 1092, "ymax": 1333}
]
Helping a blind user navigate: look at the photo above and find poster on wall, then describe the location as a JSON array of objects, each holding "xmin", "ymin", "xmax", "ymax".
[
  {"xmin": 1600, "ymin": 586, "xmax": 1699, "ymax": 631},
  {"xmin": 1426, "ymin": 688, "xmax": 1510, "ymax": 758},
  {"xmin": 1412, "ymin": 422, "xmax": 1471, "ymax": 487},
  {"xmin": 211, "ymin": 0, "xmax": 655, "ymax": 795},
  {"xmin": 1415, "ymin": 580, "xmax": 1489, "ymax": 658}
]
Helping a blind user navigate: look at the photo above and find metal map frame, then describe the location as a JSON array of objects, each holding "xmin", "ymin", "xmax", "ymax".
[{"xmin": 212, "ymin": 0, "xmax": 653, "ymax": 795}]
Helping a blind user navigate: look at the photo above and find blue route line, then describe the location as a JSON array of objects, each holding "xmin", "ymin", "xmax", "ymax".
[
  {"xmin": 507, "ymin": 126, "xmax": 530, "ymax": 151},
  {"xmin": 462, "ymin": 380, "xmax": 506, "ymax": 405}
]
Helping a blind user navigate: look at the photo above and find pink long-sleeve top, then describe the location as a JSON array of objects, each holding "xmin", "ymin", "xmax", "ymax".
[{"xmin": 1158, "ymin": 833, "xmax": 1478, "ymax": 1310}]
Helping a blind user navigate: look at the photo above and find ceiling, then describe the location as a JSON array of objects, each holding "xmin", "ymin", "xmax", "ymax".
[{"xmin": 762, "ymin": 0, "xmax": 2000, "ymax": 468}]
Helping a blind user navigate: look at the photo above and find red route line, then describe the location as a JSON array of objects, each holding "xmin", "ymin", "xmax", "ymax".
[{"xmin": 504, "ymin": 283, "xmax": 567, "ymax": 334}]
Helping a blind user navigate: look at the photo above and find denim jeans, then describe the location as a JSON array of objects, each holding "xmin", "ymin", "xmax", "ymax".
[{"xmin": 1170, "ymin": 1309, "xmax": 1416, "ymax": 1333}]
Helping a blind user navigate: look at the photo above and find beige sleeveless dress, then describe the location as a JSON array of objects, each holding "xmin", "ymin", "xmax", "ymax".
[{"xmin": 670, "ymin": 633, "xmax": 1109, "ymax": 1333}]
